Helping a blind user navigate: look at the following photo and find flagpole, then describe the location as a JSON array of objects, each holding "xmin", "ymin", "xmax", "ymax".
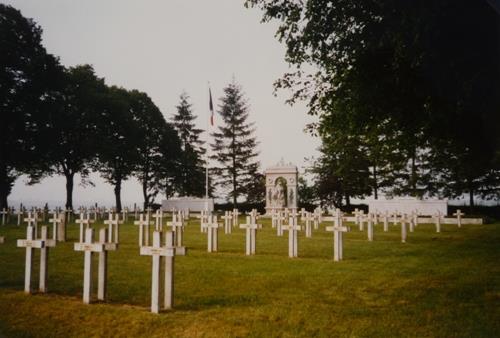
[{"xmin": 205, "ymin": 83, "xmax": 211, "ymax": 209}]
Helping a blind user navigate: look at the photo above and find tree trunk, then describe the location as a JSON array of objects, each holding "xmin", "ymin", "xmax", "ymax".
[
  {"xmin": 114, "ymin": 178, "xmax": 122, "ymax": 212},
  {"xmin": 411, "ymin": 152, "xmax": 417, "ymax": 196},
  {"xmin": 65, "ymin": 172, "xmax": 75, "ymax": 209},
  {"xmin": 345, "ymin": 194, "xmax": 351, "ymax": 208},
  {"xmin": 142, "ymin": 177, "xmax": 149, "ymax": 210},
  {"xmin": 373, "ymin": 165, "xmax": 378, "ymax": 200}
]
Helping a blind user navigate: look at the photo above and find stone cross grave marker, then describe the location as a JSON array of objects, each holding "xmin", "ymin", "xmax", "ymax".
[
  {"xmin": 401, "ymin": 214, "xmax": 408, "ymax": 243},
  {"xmin": 275, "ymin": 212, "xmax": 286, "ymax": 236},
  {"xmin": 367, "ymin": 213, "xmax": 374, "ymax": 241},
  {"xmin": 408, "ymin": 211, "xmax": 415, "ymax": 232},
  {"xmin": 300, "ymin": 208, "xmax": 306, "ymax": 220},
  {"xmin": 412, "ymin": 210, "xmax": 419, "ymax": 229},
  {"xmin": 24, "ymin": 212, "xmax": 37, "ymax": 236},
  {"xmin": 202, "ymin": 215, "xmax": 220, "ymax": 253},
  {"xmin": 303, "ymin": 212, "xmax": 315, "ymax": 238},
  {"xmin": 17, "ymin": 207, "xmax": 23, "ymax": 226},
  {"xmin": 197, "ymin": 210, "xmax": 209, "ymax": 233},
  {"xmin": 392, "ymin": 212, "xmax": 399, "ymax": 226},
  {"xmin": 64, "ymin": 208, "xmax": 73, "ymax": 224},
  {"xmin": 282, "ymin": 216, "xmax": 302, "ymax": 258},
  {"xmin": 134, "ymin": 213, "xmax": 153, "ymax": 246},
  {"xmin": 48, "ymin": 211, "xmax": 63, "ymax": 241},
  {"xmin": 0, "ymin": 208, "xmax": 8, "ymax": 225},
  {"xmin": 76, "ymin": 212, "xmax": 95, "ymax": 243},
  {"xmin": 239, "ymin": 216, "xmax": 262, "ymax": 255},
  {"xmin": 153, "ymin": 209, "xmax": 164, "ymax": 232},
  {"xmin": 232, "ymin": 209, "xmax": 240, "ymax": 227},
  {"xmin": 359, "ymin": 212, "xmax": 365, "ymax": 231},
  {"xmin": 17, "ymin": 225, "xmax": 56, "ymax": 293},
  {"xmin": 167, "ymin": 213, "xmax": 185, "ymax": 250},
  {"xmin": 74, "ymin": 227, "xmax": 117, "ymax": 303},
  {"xmin": 325, "ymin": 220, "xmax": 349, "ymax": 261},
  {"xmin": 383, "ymin": 211, "xmax": 389, "ymax": 232},
  {"xmin": 221, "ymin": 211, "xmax": 233, "ymax": 234},
  {"xmin": 453, "ymin": 209, "xmax": 464, "ymax": 228},
  {"xmin": 434, "ymin": 211, "xmax": 442, "ymax": 233},
  {"xmin": 103, "ymin": 213, "xmax": 122, "ymax": 243},
  {"xmin": 140, "ymin": 230, "xmax": 186, "ymax": 312}
]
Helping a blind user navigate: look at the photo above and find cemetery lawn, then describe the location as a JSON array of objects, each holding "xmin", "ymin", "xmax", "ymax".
[{"xmin": 0, "ymin": 218, "xmax": 499, "ymax": 338}]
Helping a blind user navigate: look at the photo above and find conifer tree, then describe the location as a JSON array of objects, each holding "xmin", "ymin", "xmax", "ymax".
[
  {"xmin": 171, "ymin": 92, "xmax": 206, "ymax": 197},
  {"xmin": 211, "ymin": 80, "xmax": 260, "ymax": 207}
]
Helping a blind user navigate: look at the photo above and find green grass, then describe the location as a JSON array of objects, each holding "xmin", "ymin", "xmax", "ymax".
[{"xmin": 0, "ymin": 216, "xmax": 499, "ymax": 337}]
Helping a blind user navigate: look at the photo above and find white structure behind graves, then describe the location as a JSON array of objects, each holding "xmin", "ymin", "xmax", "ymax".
[
  {"xmin": 265, "ymin": 159, "xmax": 298, "ymax": 214},
  {"xmin": 162, "ymin": 197, "xmax": 214, "ymax": 212},
  {"xmin": 367, "ymin": 197, "xmax": 447, "ymax": 216}
]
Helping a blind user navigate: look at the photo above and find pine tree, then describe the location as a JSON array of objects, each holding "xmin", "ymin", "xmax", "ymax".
[
  {"xmin": 171, "ymin": 92, "xmax": 206, "ymax": 197},
  {"xmin": 211, "ymin": 80, "xmax": 260, "ymax": 207}
]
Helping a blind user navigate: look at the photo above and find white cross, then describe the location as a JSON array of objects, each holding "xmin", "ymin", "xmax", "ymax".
[
  {"xmin": 0, "ymin": 208, "xmax": 8, "ymax": 225},
  {"xmin": 359, "ymin": 212, "xmax": 366, "ymax": 232},
  {"xmin": 202, "ymin": 215, "xmax": 220, "ymax": 252},
  {"xmin": 275, "ymin": 212, "xmax": 286, "ymax": 236},
  {"xmin": 325, "ymin": 223, "xmax": 350, "ymax": 261},
  {"xmin": 353, "ymin": 208, "xmax": 360, "ymax": 226},
  {"xmin": 17, "ymin": 208, "xmax": 23, "ymax": 226},
  {"xmin": 401, "ymin": 214, "xmax": 409, "ymax": 243},
  {"xmin": 64, "ymin": 208, "xmax": 73, "ymax": 223},
  {"xmin": 17, "ymin": 225, "xmax": 56, "ymax": 293},
  {"xmin": 24, "ymin": 212, "xmax": 37, "ymax": 236},
  {"xmin": 392, "ymin": 211, "xmax": 399, "ymax": 225},
  {"xmin": 221, "ymin": 211, "xmax": 233, "ymax": 234},
  {"xmin": 367, "ymin": 213, "xmax": 374, "ymax": 241},
  {"xmin": 166, "ymin": 214, "xmax": 185, "ymax": 250},
  {"xmin": 134, "ymin": 213, "xmax": 153, "ymax": 246},
  {"xmin": 197, "ymin": 210, "xmax": 209, "ymax": 233},
  {"xmin": 412, "ymin": 210, "xmax": 419, "ymax": 229},
  {"xmin": 232, "ymin": 209, "xmax": 240, "ymax": 227},
  {"xmin": 282, "ymin": 217, "xmax": 302, "ymax": 258},
  {"xmin": 382, "ymin": 211, "xmax": 389, "ymax": 232},
  {"xmin": 239, "ymin": 216, "xmax": 262, "ymax": 255},
  {"xmin": 300, "ymin": 208, "xmax": 306, "ymax": 219},
  {"xmin": 74, "ymin": 228, "xmax": 117, "ymax": 304},
  {"xmin": 434, "ymin": 211, "xmax": 442, "ymax": 233},
  {"xmin": 453, "ymin": 209, "xmax": 464, "ymax": 228},
  {"xmin": 303, "ymin": 212, "xmax": 315, "ymax": 238},
  {"xmin": 48, "ymin": 211, "xmax": 63, "ymax": 241},
  {"xmin": 76, "ymin": 212, "xmax": 95, "ymax": 243},
  {"xmin": 140, "ymin": 230, "xmax": 186, "ymax": 313},
  {"xmin": 153, "ymin": 210, "xmax": 164, "ymax": 231},
  {"xmin": 103, "ymin": 213, "xmax": 123, "ymax": 243}
]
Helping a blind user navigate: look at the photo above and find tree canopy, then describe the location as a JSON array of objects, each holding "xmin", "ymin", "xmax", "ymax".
[{"xmin": 247, "ymin": 0, "xmax": 500, "ymax": 207}]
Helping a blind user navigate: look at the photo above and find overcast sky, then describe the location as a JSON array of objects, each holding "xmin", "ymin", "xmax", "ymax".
[{"xmin": 6, "ymin": 0, "xmax": 320, "ymax": 207}]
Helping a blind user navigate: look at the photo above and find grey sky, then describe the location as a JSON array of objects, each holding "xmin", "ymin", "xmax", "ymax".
[{"xmin": 6, "ymin": 0, "xmax": 320, "ymax": 207}]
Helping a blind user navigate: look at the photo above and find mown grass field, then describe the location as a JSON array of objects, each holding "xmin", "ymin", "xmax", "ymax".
[{"xmin": 0, "ymin": 215, "xmax": 499, "ymax": 337}]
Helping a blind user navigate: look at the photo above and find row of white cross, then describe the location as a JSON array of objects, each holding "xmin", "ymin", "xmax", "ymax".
[{"xmin": 6, "ymin": 207, "xmax": 472, "ymax": 315}]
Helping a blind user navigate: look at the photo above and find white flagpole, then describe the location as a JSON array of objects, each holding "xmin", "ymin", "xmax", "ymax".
[{"xmin": 205, "ymin": 83, "xmax": 211, "ymax": 209}]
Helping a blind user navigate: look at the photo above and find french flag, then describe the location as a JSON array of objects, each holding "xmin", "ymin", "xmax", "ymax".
[{"xmin": 209, "ymin": 88, "xmax": 214, "ymax": 126}]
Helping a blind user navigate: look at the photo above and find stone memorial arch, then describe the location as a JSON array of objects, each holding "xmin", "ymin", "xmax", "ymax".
[{"xmin": 265, "ymin": 160, "xmax": 298, "ymax": 214}]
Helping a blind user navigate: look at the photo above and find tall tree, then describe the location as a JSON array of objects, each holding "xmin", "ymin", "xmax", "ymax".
[
  {"xmin": 94, "ymin": 86, "xmax": 139, "ymax": 212},
  {"xmin": 247, "ymin": 0, "xmax": 500, "ymax": 203},
  {"xmin": 130, "ymin": 90, "xmax": 181, "ymax": 209},
  {"xmin": 38, "ymin": 65, "xmax": 106, "ymax": 209},
  {"xmin": 171, "ymin": 92, "xmax": 206, "ymax": 197},
  {"xmin": 210, "ymin": 80, "xmax": 260, "ymax": 207},
  {"xmin": 0, "ymin": 4, "xmax": 63, "ymax": 208}
]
